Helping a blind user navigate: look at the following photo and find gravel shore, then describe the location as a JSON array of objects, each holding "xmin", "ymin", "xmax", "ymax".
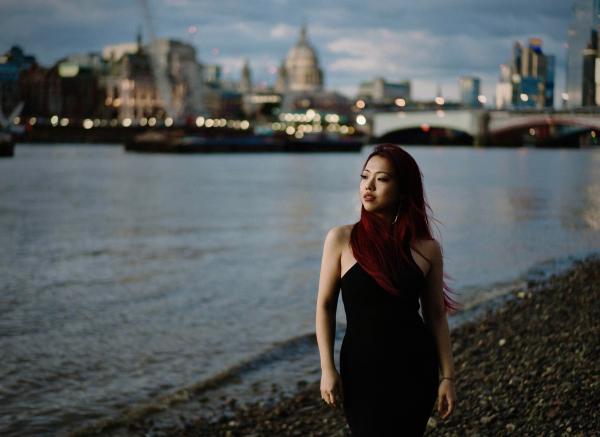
[{"xmin": 127, "ymin": 254, "xmax": 599, "ymax": 436}]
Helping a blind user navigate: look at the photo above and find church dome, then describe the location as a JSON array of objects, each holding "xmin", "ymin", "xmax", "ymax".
[{"xmin": 282, "ymin": 25, "xmax": 323, "ymax": 93}]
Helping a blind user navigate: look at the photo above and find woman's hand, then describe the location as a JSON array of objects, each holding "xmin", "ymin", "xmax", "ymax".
[
  {"xmin": 320, "ymin": 367, "xmax": 344, "ymax": 407},
  {"xmin": 437, "ymin": 379, "xmax": 456, "ymax": 419}
]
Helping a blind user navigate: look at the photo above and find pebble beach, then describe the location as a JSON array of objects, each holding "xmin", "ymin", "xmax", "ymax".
[{"xmin": 106, "ymin": 253, "xmax": 600, "ymax": 437}]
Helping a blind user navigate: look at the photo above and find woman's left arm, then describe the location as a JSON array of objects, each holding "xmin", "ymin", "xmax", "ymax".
[{"xmin": 420, "ymin": 239, "xmax": 456, "ymax": 420}]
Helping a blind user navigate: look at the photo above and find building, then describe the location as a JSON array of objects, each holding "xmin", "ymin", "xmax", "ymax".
[
  {"xmin": 495, "ymin": 38, "xmax": 555, "ymax": 109},
  {"xmin": 357, "ymin": 77, "xmax": 411, "ymax": 105},
  {"xmin": 277, "ymin": 24, "xmax": 333, "ymax": 111},
  {"xmin": 458, "ymin": 76, "xmax": 481, "ymax": 107},
  {"xmin": 103, "ymin": 36, "xmax": 204, "ymax": 122},
  {"xmin": 565, "ymin": 0, "xmax": 600, "ymax": 108},
  {"xmin": 278, "ymin": 25, "xmax": 323, "ymax": 94},
  {"xmin": 0, "ymin": 46, "xmax": 36, "ymax": 121},
  {"xmin": 239, "ymin": 59, "xmax": 252, "ymax": 94},
  {"xmin": 104, "ymin": 46, "xmax": 158, "ymax": 121},
  {"xmin": 582, "ymin": 29, "xmax": 598, "ymax": 106}
]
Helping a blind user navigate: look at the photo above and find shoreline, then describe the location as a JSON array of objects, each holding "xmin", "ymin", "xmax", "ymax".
[{"xmin": 90, "ymin": 253, "xmax": 599, "ymax": 436}]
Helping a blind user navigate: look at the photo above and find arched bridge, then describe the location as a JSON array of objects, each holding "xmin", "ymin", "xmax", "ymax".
[{"xmin": 372, "ymin": 110, "xmax": 600, "ymax": 146}]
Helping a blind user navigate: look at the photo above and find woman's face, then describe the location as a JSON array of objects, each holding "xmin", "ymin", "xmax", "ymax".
[{"xmin": 359, "ymin": 155, "xmax": 400, "ymax": 216}]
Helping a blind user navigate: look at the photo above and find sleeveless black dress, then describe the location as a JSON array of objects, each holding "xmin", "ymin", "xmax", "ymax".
[{"xmin": 339, "ymin": 246, "xmax": 439, "ymax": 436}]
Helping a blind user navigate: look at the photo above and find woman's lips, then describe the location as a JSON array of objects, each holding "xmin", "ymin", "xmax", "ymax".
[{"xmin": 363, "ymin": 195, "xmax": 375, "ymax": 201}]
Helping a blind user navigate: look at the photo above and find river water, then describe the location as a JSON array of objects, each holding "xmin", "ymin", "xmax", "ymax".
[{"xmin": 1, "ymin": 144, "xmax": 599, "ymax": 435}]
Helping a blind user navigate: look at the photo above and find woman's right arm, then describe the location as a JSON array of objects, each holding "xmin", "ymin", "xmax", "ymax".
[{"xmin": 315, "ymin": 226, "xmax": 344, "ymax": 407}]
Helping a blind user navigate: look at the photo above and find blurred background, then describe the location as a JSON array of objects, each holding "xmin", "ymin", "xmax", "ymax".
[{"xmin": 1, "ymin": 1, "xmax": 600, "ymax": 435}]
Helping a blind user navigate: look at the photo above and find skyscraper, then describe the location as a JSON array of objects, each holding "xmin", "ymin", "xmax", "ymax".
[
  {"xmin": 496, "ymin": 38, "xmax": 555, "ymax": 109},
  {"xmin": 582, "ymin": 29, "xmax": 599, "ymax": 105},
  {"xmin": 458, "ymin": 76, "xmax": 481, "ymax": 107},
  {"xmin": 565, "ymin": 0, "xmax": 600, "ymax": 108}
]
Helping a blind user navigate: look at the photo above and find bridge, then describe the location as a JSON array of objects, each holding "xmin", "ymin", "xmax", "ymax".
[{"xmin": 371, "ymin": 109, "xmax": 600, "ymax": 147}]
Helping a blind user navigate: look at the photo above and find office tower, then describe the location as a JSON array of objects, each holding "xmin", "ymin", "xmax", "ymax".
[
  {"xmin": 565, "ymin": 0, "xmax": 600, "ymax": 108},
  {"xmin": 459, "ymin": 76, "xmax": 481, "ymax": 107}
]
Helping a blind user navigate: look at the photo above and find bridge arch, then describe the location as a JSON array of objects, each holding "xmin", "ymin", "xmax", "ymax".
[{"xmin": 377, "ymin": 125, "xmax": 474, "ymax": 145}]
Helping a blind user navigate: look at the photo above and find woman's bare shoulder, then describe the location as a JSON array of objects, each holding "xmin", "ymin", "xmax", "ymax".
[
  {"xmin": 324, "ymin": 224, "xmax": 354, "ymax": 246},
  {"xmin": 412, "ymin": 238, "xmax": 442, "ymax": 262}
]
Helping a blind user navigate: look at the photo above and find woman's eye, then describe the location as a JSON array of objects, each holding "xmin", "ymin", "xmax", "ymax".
[
  {"xmin": 378, "ymin": 178, "xmax": 388, "ymax": 182},
  {"xmin": 360, "ymin": 175, "xmax": 367, "ymax": 179}
]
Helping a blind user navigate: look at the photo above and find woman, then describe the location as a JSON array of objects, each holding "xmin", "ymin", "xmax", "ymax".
[{"xmin": 315, "ymin": 144, "xmax": 458, "ymax": 436}]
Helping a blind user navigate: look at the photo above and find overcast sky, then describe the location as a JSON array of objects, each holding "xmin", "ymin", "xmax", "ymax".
[{"xmin": 1, "ymin": 0, "xmax": 572, "ymax": 104}]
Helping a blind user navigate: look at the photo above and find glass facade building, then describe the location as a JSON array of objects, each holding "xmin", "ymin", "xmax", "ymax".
[
  {"xmin": 565, "ymin": 0, "xmax": 600, "ymax": 108},
  {"xmin": 459, "ymin": 76, "xmax": 481, "ymax": 107}
]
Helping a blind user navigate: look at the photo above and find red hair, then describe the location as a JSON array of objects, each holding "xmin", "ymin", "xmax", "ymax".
[{"xmin": 350, "ymin": 143, "xmax": 461, "ymax": 314}]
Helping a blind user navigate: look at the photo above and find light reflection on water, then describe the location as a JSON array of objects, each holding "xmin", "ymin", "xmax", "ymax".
[{"xmin": 0, "ymin": 144, "xmax": 599, "ymax": 435}]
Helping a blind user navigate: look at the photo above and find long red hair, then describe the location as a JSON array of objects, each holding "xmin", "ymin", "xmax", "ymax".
[{"xmin": 350, "ymin": 144, "xmax": 461, "ymax": 314}]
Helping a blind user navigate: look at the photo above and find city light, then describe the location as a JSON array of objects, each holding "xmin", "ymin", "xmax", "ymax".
[
  {"xmin": 139, "ymin": 117, "xmax": 148, "ymax": 127},
  {"xmin": 529, "ymin": 128, "xmax": 536, "ymax": 136},
  {"xmin": 477, "ymin": 95, "xmax": 487, "ymax": 104},
  {"xmin": 148, "ymin": 117, "xmax": 157, "ymax": 127},
  {"xmin": 58, "ymin": 63, "xmax": 79, "ymax": 78},
  {"xmin": 356, "ymin": 115, "xmax": 367, "ymax": 126},
  {"xmin": 395, "ymin": 98, "xmax": 406, "ymax": 107},
  {"xmin": 205, "ymin": 119, "xmax": 214, "ymax": 128},
  {"xmin": 122, "ymin": 118, "xmax": 132, "ymax": 127},
  {"xmin": 59, "ymin": 117, "xmax": 69, "ymax": 127},
  {"xmin": 164, "ymin": 117, "xmax": 174, "ymax": 127},
  {"xmin": 13, "ymin": 117, "xmax": 20, "ymax": 125},
  {"xmin": 50, "ymin": 115, "xmax": 59, "ymax": 127},
  {"xmin": 435, "ymin": 96, "xmax": 445, "ymax": 105},
  {"xmin": 195, "ymin": 116, "xmax": 205, "ymax": 127},
  {"xmin": 240, "ymin": 120, "xmax": 250, "ymax": 130},
  {"xmin": 83, "ymin": 119, "xmax": 94, "ymax": 129},
  {"xmin": 561, "ymin": 93, "xmax": 569, "ymax": 101},
  {"xmin": 520, "ymin": 93, "xmax": 529, "ymax": 102},
  {"xmin": 285, "ymin": 126, "xmax": 295, "ymax": 135},
  {"xmin": 325, "ymin": 113, "xmax": 340, "ymax": 123},
  {"xmin": 355, "ymin": 99, "xmax": 365, "ymax": 109},
  {"xmin": 29, "ymin": 117, "xmax": 37, "ymax": 125}
]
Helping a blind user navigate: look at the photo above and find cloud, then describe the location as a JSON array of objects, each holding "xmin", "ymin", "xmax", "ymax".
[
  {"xmin": 270, "ymin": 23, "xmax": 295, "ymax": 39},
  {"xmin": 0, "ymin": 0, "xmax": 571, "ymax": 103}
]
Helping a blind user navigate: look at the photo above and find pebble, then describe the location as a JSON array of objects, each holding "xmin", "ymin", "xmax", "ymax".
[{"xmin": 127, "ymin": 255, "xmax": 600, "ymax": 436}]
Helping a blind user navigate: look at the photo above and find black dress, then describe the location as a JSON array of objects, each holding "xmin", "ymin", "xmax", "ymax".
[{"xmin": 340, "ymin": 246, "xmax": 439, "ymax": 436}]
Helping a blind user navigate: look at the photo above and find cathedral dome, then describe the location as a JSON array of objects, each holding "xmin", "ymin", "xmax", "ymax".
[{"xmin": 282, "ymin": 25, "xmax": 323, "ymax": 93}]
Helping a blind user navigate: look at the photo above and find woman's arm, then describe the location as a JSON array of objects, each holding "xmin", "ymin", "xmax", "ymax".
[
  {"xmin": 420, "ymin": 239, "xmax": 457, "ymax": 419},
  {"xmin": 315, "ymin": 226, "xmax": 344, "ymax": 407}
]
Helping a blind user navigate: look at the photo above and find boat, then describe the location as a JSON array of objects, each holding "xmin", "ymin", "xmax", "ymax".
[
  {"xmin": 124, "ymin": 130, "xmax": 364, "ymax": 153},
  {"xmin": 0, "ymin": 132, "xmax": 15, "ymax": 157}
]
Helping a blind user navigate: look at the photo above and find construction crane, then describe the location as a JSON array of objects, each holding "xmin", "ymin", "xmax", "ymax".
[{"xmin": 137, "ymin": 0, "xmax": 176, "ymax": 121}]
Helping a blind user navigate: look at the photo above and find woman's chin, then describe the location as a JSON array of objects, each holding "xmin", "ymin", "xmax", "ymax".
[{"xmin": 362, "ymin": 203, "xmax": 379, "ymax": 212}]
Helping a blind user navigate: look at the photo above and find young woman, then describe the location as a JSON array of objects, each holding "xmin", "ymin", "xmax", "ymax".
[{"xmin": 315, "ymin": 144, "xmax": 458, "ymax": 436}]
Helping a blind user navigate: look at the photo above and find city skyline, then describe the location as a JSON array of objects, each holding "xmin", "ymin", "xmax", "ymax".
[{"xmin": 2, "ymin": 0, "xmax": 570, "ymax": 104}]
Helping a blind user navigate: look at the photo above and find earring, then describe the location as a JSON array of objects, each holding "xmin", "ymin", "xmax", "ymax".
[{"xmin": 392, "ymin": 201, "xmax": 402, "ymax": 224}]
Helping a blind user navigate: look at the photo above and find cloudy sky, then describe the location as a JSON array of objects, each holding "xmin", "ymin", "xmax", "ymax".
[{"xmin": 1, "ymin": 0, "xmax": 572, "ymax": 104}]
